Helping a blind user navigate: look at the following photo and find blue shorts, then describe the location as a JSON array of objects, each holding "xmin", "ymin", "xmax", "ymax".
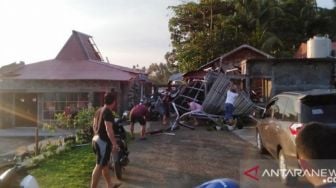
[
  {"xmin": 224, "ymin": 103, "xmax": 234, "ymax": 121},
  {"xmin": 92, "ymin": 135, "xmax": 111, "ymax": 166}
]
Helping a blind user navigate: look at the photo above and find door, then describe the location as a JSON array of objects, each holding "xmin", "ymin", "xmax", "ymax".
[
  {"xmin": 260, "ymin": 96, "xmax": 288, "ymax": 157},
  {"xmin": 15, "ymin": 93, "xmax": 38, "ymax": 127},
  {"xmin": 265, "ymin": 96, "xmax": 288, "ymax": 157}
]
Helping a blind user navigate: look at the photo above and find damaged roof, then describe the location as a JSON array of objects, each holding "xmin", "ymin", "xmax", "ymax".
[{"xmin": 0, "ymin": 30, "xmax": 139, "ymax": 81}]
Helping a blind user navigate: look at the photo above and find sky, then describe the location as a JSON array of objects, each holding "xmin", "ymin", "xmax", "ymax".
[{"xmin": 0, "ymin": 0, "xmax": 334, "ymax": 69}]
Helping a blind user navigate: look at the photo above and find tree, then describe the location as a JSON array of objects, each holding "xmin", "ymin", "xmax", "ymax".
[
  {"xmin": 229, "ymin": 0, "xmax": 284, "ymax": 54},
  {"xmin": 169, "ymin": 0, "xmax": 336, "ymax": 72},
  {"xmin": 147, "ymin": 62, "xmax": 176, "ymax": 85},
  {"xmin": 169, "ymin": 0, "xmax": 236, "ymax": 72}
]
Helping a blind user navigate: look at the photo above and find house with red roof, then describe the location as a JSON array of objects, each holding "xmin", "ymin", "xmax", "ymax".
[{"xmin": 0, "ymin": 30, "xmax": 148, "ymax": 127}]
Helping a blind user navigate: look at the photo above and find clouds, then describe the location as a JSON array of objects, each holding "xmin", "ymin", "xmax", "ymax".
[
  {"xmin": 1, "ymin": 0, "xmax": 331, "ymax": 68},
  {"xmin": 0, "ymin": 0, "xmax": 182, "ymax": 67}
]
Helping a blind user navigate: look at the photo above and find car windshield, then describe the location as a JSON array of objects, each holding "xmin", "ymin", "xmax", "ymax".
[{"xmin": 301, "ymin": 94, "xmax": 336, "ymax": 124}]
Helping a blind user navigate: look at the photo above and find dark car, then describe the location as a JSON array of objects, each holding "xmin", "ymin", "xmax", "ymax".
[{"xmin": 256, "ymin": 89, "xmax": 336, "ymax": 185}]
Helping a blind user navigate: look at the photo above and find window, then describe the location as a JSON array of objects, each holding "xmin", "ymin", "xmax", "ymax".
[
  {"xmin": 283, "ymin": 98, "xmax": 298, "ymax": 121},
  {"xmin": 273, "ymin": 96, "xmax": 288, "ymax": 120},
  {"xmin": 42, "ymin": 92, "xmax": 89, "ymax": 120},
  {"xmin": 264, "ymin": 100, "xmax": 275, "ymax": 118}
]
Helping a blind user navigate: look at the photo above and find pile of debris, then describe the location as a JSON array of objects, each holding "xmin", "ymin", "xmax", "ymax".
[{"xmin": 173, "ymin": 71, "xmax": 261, "ymax": 122}]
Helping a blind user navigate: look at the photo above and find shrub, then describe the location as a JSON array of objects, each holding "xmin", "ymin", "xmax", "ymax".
[
  {"xmin": 54, "ymin": 113, "xmax": 73, "ymax": 129},
  {"xmin": 73, "ymin": 108, "xmax": 96, "ymax": 130},
  {"xmin": 74, "ymin": 107, "xmax": 96, "ymax": 144}
]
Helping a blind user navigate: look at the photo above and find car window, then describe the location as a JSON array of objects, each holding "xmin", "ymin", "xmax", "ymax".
[
  {"xmin": 264, "ymin": 97, "xmax": 287, "ymax": 119},
  {"xmin": 264, "ymin": 100, "xmax": 275, "ymax": 118},
  {"xmin": 273, "ymin": 96, "xmax": 287, "ymax": 120},
  {"xmin": 301, "ymin": 94, "xmax": 336, "ymax": 123},
  {"xmin": 283, "ymin": 97, "xmax": 298, "ymax": 121}
]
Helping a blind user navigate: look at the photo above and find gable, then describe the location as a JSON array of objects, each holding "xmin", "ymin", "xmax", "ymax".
[
  {"xmin": 56, "ymin": 30, "xmax": 103, "ymax": 61},
  {"xmin": 198, "ymin": 44, "xmax": 272, "ymax": 71}
]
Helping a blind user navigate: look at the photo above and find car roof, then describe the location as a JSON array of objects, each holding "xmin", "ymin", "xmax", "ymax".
[{"xmin": 279, "ymin": 89, "xmax": 336, "ymax": 99}]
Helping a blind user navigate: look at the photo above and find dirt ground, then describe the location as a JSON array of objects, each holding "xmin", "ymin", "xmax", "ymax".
[{"xmin": 102, "ymin": 121, "xmax": 273, "ymax": 188}]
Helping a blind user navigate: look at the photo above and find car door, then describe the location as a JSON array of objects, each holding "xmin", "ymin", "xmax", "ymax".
[
  {"xmin": 261, "ymin": 96, "xmax": 288, "ymax": 157},
  {"xmin": 280, "ymin": 97, "xmax": 299, "ymax": 158},
  {"xmin": 259, "ymin": 98, "xmax": 277, "ymax": 152}
]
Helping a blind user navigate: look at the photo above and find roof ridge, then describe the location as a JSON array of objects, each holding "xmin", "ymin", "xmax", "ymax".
[
  {"xmin": 198, "ymin": 44, "xmax": 273, "ymax": 71},
  {"xmin": 89, "ymin": 60, "xmax": 142, "ymax": 74}
]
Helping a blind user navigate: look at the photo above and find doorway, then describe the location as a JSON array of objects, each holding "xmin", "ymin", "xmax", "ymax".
[{"xmin": 15, "ymin": 93, "xmax": 38, "ymax": 127}]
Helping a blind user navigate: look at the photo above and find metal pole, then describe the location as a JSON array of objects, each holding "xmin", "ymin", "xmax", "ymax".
[
  {"xmin": 35, "ymin": 126, "xmax": 39, "ymax": 155},
  {"xmin": 140, "ymin": 82, "xmax": 143, "ymax": 100}
]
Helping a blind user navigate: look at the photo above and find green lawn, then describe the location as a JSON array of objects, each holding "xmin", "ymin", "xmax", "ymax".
[{"xmin": 29, "ymin": 145, "xmax": 95, "ymax": 188}]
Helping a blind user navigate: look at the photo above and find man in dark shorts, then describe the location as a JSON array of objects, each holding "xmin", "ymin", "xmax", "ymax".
[
  {"xmin": 91, "ymin": 92, "xmax": 120, "ymax": 188},
  {"xmin": 130, "ymin": 102, "xmax": 149, "ymax": 140}
]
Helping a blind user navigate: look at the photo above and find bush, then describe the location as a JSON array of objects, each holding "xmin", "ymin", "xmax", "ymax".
[
  {"xmin": 74, "ymin": 107, "xmax": 96, "ymax": 144},
  {"xmin": 73, "ymin": 108, "xmax": 96, "ymax": 130},
  {"xmin": 54, "ymin": 113, "xmax": 73, "ymax": 129},
  {"xmin": 54, "ymin": 107, "xmax": 96, "ymax": 144}
]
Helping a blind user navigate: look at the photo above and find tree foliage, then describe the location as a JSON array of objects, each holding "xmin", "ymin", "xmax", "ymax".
[{"xmin": 169, "ymin": 0, "xmax": 336, "ymax": 72}]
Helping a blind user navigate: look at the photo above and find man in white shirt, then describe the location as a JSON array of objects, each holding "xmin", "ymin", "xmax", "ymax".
[{"xmin": 224, "ymin": 83, "xmax": 239, "ymax": 129}]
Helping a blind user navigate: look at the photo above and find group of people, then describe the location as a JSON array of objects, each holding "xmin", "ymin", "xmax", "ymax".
[
  {"xmin": 87, "ymin": 83, "xmax": 239, "ymax": 188},
  {"xmin": 89, "ymin": 86, "xmax": 336, "ymax": 188}
]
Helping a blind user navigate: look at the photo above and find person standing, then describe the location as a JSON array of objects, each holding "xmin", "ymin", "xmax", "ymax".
[
  {"xmin": 224, "ymin": 83, "xmax": 239, "ymax": 129},
  {"xmin": 91, "ymin": 92, "xmax": 120, "ymax": 188},
  {"xmin": 129, "ymin": 102, "xmax": 149, "ymax": 140},
  {"xmin": 161, "ymin": 87, "xmax": 172, "ymax": 125}
]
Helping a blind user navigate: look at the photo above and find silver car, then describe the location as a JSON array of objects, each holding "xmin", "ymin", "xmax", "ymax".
[{"xmin": 256, "ymin": 89, "xmax": 336, "ymax": 185}]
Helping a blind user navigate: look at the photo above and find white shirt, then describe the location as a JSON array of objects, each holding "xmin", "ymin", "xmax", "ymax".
[{"xmin": 225, "ymin": 90, "xmax": 238, "ymax": 104}]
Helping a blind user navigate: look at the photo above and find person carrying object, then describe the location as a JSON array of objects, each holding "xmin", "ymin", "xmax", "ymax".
[
  {"xmin": 129, "ymin": 102, "xmax": 149, "ymax": 140},
  {"xmin": 224, "ymin": 83, "xmax": 239, "ymax": 130}
]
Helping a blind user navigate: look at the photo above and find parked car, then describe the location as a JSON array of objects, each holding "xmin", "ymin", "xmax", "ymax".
[{"xmin": 256, "ymin": 89, "xmax": 336, "ymax": 185}]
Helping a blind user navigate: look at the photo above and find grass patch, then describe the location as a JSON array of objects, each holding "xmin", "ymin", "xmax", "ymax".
[{"xmin": 29, "ymin": 145, "xmax": 95, "ymax": 188}]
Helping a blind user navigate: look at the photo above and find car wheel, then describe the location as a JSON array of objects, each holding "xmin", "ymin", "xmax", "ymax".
[
  {"xmin": 278, "ymin": 149, "xmax": 297, "ymax": 186},
  {"xmin": 256, "ymin": 130, "xmax": 267, "ymax": 154}
]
